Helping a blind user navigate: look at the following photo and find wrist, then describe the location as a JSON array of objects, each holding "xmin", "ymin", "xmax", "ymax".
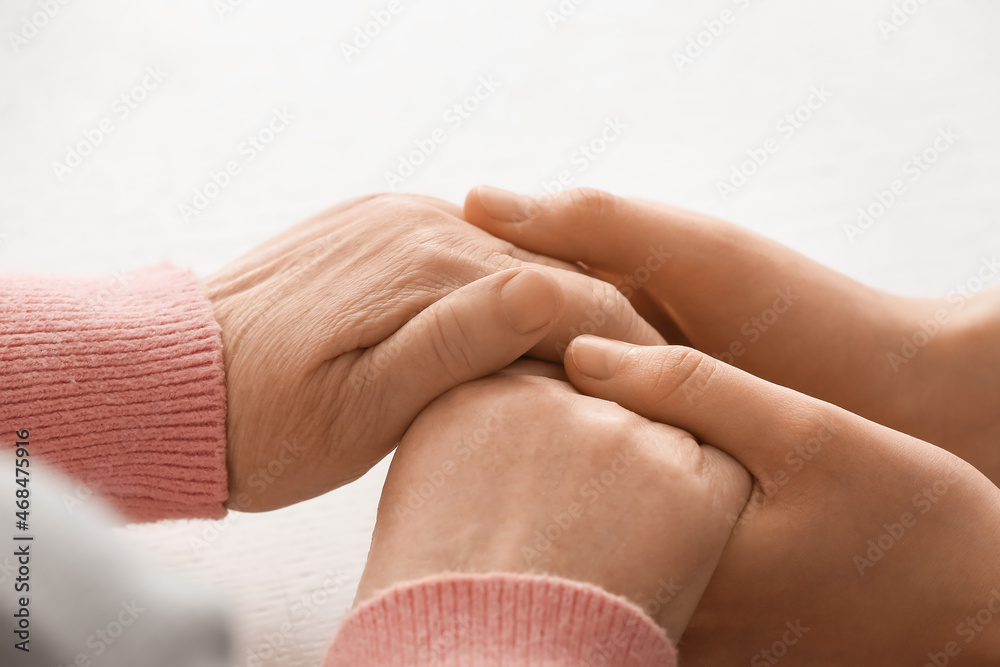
[{"xmin": 333, "ymin": 574, "xmax": 677, "ymax": 666}]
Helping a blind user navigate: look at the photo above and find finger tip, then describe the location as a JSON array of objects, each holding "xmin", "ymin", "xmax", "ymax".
[
  {"xmin": 564, "ymin": 335, "xmax": 632, "ymax": 381},
  {"xmin": 463, "ymin": 185, "xmax": 486, "ymax": 220},
  {"xmin": 470, "ymin": 185, "xmax": 537, "ymax": 225},
  {"xmin": 465, "ymin": 185, "xmax": 508, "ymax": 227},
  {"xmin": 500, "ymin": 268, "xmax": 564, "ymax": 335}
]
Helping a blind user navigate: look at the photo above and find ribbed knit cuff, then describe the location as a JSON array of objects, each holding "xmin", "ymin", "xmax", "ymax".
[
  {"xmin": 325, "ymin": 574, "xmax": 677, "ymax": 666},
  {"xmin": 0, "ymin": 264, "xmax": 229, "ymax": 521}
]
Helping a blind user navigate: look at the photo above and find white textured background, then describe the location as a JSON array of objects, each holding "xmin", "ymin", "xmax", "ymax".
[{"xmin": 2, "ymin": 0, "xmax": 998, "ymax": 665}]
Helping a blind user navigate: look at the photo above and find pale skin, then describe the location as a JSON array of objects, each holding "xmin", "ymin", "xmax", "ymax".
[
  {"xmin": 357, "ymin": 186, "xmax": 1000, "ymax": 663},
  {"xmin": 563, "ymin": 337, "xmax": 1000, "ymax": 666},
  {"xmin": 462, "ymin": 185, "xmax": 1000, "ymax": 486},
  {"xmin": 206, "ymin": 193, "xmax": 665, "ymax": 511},
  {"xmin": 205, "ymin": 185, "xmax": 1000, "ymax": 660},
  {"xmin": 357, "ymin": 339, "xmax": 1000, "ymax": 664},
  {"xmin": 355, "ymin": 360, "xmax": 751, "ymax": 644}
]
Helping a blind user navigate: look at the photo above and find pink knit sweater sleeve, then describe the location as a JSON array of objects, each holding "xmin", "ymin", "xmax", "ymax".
[
  {"xmin": 324, "ymin": 574, "xmax": 678, "ymax": 666},
  {"xmin": 0, "ymin": 265, "xmax": 229, "ymax": 521}
]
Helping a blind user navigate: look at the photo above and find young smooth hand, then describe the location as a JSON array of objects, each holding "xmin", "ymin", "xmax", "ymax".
[
  {"xmin": 464, "ymin": 186, "xmax": 1000, "ymax": 485},
  {"xmin": 563, "ymin": 336, "xmax": 1000, "ymax": 666},
  {"xmin": 207, "ymin": 194, "xmax": 664, "ymax": 510},
  {"xmin": 354, "ymin": 361, "xmax": 751, "ymax": 644}
]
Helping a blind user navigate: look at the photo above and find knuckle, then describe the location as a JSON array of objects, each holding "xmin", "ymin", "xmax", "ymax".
[
  {"xmin": 366, "ymin": 192, "xmax": 409, "ymax": 211},
  {"xmin": 321, "ymin": 193, "xmax": 384, "ymax": 216},
  {"xmin": 646, "ymin": 346, "xmax": 718, "ymax": 407},
  {"xmin": 368, "ymin": 193, "xmax": 444, "ymax": 225},
  {"xmin": 582, "ymin": 277, "xmax": 652, "ymax": 342},
  {"xmin": 561, "ymin": 187, "xmax": 619, "ymax": 220},
  {"xmin": 425, "ymin": 302, "xmax": 477, "ymax": 382},
  {"xmin": 571, "ymin": 395, "xmax": 645, "ymax": 449},
  {"xmin": 478, "ymin": 246, "xmax": 522, "ymax": 274},
  {"xmin": 591, "ymin": 277, "xmax": 622, "ymax": 313},
  {"xmin": 568, "ymin": 276, "xmax": 620, "ymax": 332},
  {"xmin": 642, "ymin": 421, "xmax": 705, "ymax": 475},
  {"xmin": 779, "ymin": 402, "xmax": 834, "ymax": 447},
  {"xmin": 395, "ymin": 192, "xmax": 450, "ymax": 208}
]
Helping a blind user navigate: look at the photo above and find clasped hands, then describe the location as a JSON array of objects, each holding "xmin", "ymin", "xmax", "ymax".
[{"xmin": 207, "ymin": 188, "xmax": 1000, "ymax": 665}]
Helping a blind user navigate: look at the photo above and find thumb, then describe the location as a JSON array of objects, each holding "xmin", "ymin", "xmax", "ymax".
[
  {"xmin": 563, "ymin": 336, "xmax": 844, "ymax": 478},
  {"xmin": 464, "ymin": 185, "xmax": 673, "ymax": 282},
  {"xmin": 347, "ymin": 268, "xmax": 563, "ymax": 451}
]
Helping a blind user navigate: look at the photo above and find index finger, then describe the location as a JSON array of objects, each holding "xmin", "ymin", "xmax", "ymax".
[{"xmin": 562, "ymin": 336, "xmax": 846, "ymax": 479}]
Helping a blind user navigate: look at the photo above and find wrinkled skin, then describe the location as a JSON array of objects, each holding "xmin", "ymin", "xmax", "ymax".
[
  {"xmin": 206, "ymin": 194, "xmax": 664, "ymax": 510},
  {"xmin": 355, "ymin": 361, "xmax": 751, "ymax": 644}
]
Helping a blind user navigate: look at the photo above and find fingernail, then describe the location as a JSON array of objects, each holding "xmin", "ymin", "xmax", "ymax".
[
  {"xmin": 475, "ymin": 185, "xmax": 534, "ymax": 223},
  {"xmin": 569, "ymin": 336, "xmax": 627, "ymax": 380},
  {"xmin": 501, "ymin": 270, "xmax": 560, "ymax": 334}
]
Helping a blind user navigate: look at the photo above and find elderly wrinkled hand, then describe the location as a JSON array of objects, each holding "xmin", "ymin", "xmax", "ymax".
[
  {"xmin": 355, "ymin": 360, "xmax": 751, "ymax": 643},
  {"xmin": 206, "ymin": 194, "xmax": 664, "ymax": 510}
]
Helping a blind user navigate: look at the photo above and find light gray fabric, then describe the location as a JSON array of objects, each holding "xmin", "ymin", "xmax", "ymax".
[{"xmin": 0, "ymin": 457, "xmax": 231, "ymax": 667}]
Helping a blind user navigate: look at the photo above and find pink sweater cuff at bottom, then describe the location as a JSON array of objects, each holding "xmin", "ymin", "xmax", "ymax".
[
  {"xmin": 0, "ymin": 264, "xmax": 228, "ymax": 521},
  {"xmin": 325, "ymin": 574, "xmax": 677, "ymax": 666}
]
